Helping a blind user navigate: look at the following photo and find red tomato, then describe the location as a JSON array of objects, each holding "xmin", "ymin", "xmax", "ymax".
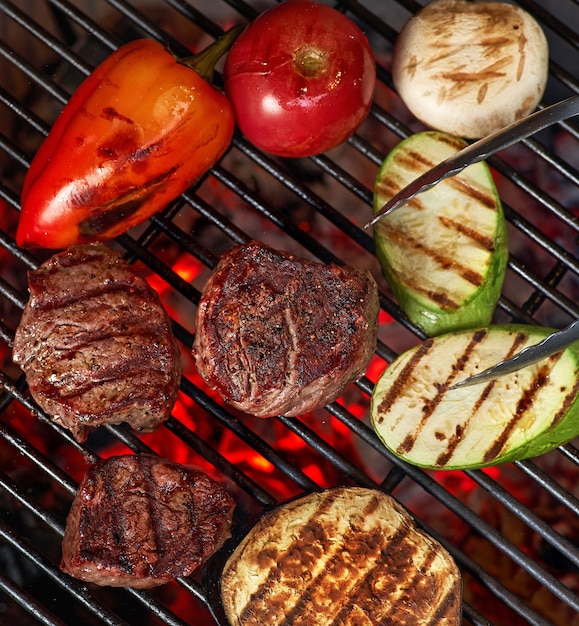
[{"xmin": 223, "ymin": 0, "xmax": 376, "ymax": 157}]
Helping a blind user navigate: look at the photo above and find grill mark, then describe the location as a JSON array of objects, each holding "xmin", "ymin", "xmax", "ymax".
[
  {"xmin": 57, "ymin": 389, "xmax": 164, "ymax": 421},
  {"xmin": 483, "ymin": 362, "xmax": 551, "ymax": 463},
  {"xmin": 40, "ymin": 344, "xmax": 173, "ymax": 402},
  {"xmin": 237, "ymin": 490, "xmax": 340, "ymax": 623},
  {"xmin": 284, "ymin": 525, "xmax": 387, "ymax": 625},
  {"xmin": 435, "ymin": 331, "xmax": 528, "ymax": 466},
  {"xmin": 43, "ymin": 321, "xmax": 169, "ymax": 357},
  {"xmin": 37, "ymin": 250, "xmax": 112, "ymax": 272},
  {"xmin": 425, "ymin": 585, "xmax": 460, "ymax": 626},
  {"xmin": 447, "ymin": 173, "xmax": 498, "ymax": 210},
  {"xmin": 439, "ymin": 59, "xmax": 512, "ymax": 101},
  {"xmin": 49, "ymin": 373, "xmax": 163, "ymax": 404},
  {"xmin": 379, "ymin": 222, "xmax": 485, "ymax": 294},
  {"xmin": 184, "ymin": 471, "xmax": 202, "ymax": 568},
  {"xmin": 438, "ymin": 214, "xmax": 495, "ymax": 250},
  {"xmin": 395, "ymin": 148, "xmax": 440, "ymax": 171},
  {"xmin": 78, "ymin": 470, "xmax": 102, "ymax": 563},
  {"xmin": 434, "ymin": 383, "xmax": 493, "ymax": 467},
  {"xmin": 552, "ymin": 373, "xmax": 579, "ymax": 427},
  {"xmin": 387, "ymin": 550, "xmax": 439, "ymax": 622},
  {"xmin": 327, "ymin": 522, "xmax": 414, "ymax": 625},
  {"xmin": 142, "ymin": 459, "xmax": 166, "ymax": 577},
  {"xmin": 375, "ymin": 175, "xmax": 401, "ymax": 199},
  {"xmin": 358, "ymin": 540, "xmax": 435, "ymax": 622},
  {"xmin": 375, "ymin": 339, "xmax": 435, "ymax": 426},
  {"xmin": 362, "ymin": 491, "xmax": 383, "ymax": 518},
  {"xmin": 104, "ymin": 458, "xmax": 133, "ymax": 573},
  {"xmin": 388, "ymin": 145, "xmax": 498, "ymax": 210},
  {"xmin": 223, "ymin": 306, "xmax": 251, "ymax": 401},
  {"xmin": 282, "ymin": 301, "xmax": 300, "ymax": 391},
  {"xmin": 403, "ymin": 227, "xmax": 483, "ymax": 287},
  {"xmin": 397, "ymin": 329, "xmax": 487, "ymax": 455},
  {"xmin": 284, "ymin": 494, "xmax": 410, "ymax": 625},
  {"xmin": 432, "ymin": 133, "xmax": 470, "ymax": 152},
  {"xmin": 331, "ymin": 522, "xmax": 458, "ymax": 624},
  {"xmin": 30, "ymin": 277, "xmax": 147, "ymax": 311},
  {"xmin": 402, "ymin": 275, "xmax": 459, "ymax": 308},
  {"xmin": 440, "ymin": 68, "xmax": 507, "ymax": 82}
]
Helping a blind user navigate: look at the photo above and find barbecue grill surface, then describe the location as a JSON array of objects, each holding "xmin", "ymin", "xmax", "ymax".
[{"xmin": 0, "ymin": 1, "xmax": 578, "ymax": 625}]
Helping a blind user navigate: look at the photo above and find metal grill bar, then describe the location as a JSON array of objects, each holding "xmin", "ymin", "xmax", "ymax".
[
  {"xmin": 0, "ymin": 573, "xmax": 68, "ymax": 626},
  {"xmin": 560, "ymin": 442, "xmax": 579, "ymax": 464},
  {"xmin": 0, "ymin": 1, "xmax": 578, "ymax": 625}
]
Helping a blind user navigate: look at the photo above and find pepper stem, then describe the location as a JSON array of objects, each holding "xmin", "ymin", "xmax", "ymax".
[{"xmin": 180, "ymin": 25, "xmax": 244, "ymax": 83}]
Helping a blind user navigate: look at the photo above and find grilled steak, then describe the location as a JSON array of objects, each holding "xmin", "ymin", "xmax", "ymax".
[
  {"xmin": 221, "ymin": 487, "xmax": 462, "ymax": 625},
  {"xmin": 61, "ymin": 454, "xmax": 235, "ymax": 588},
  {"xmin": 192, "ymin": 241, "xmax": 379, "ymax": 417},
  {"xmin": 12, "ymin": 243, "xmax": 181, "ymax": 442}
]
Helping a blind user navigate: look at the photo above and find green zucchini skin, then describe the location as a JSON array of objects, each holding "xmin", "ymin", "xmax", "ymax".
[
  {"xmin": 373, "ymin": 131, "xmax": 508, "ymax": 337},
  {"xmin": 371, "ymin": 324, "xmax": 579, "ymax": 470}
]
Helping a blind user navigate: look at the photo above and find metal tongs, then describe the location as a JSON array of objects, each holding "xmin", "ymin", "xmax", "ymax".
[
  {"xmin": 365, "ymin": 94, "xmax": 579, "ymax": 387},
  {"xmin": 450, "ymin": 320, "xmax": 579, "ymax": 389},
  {"xmin": 365, "ymin": 94, "xmax": 579, "ymax": 228}
]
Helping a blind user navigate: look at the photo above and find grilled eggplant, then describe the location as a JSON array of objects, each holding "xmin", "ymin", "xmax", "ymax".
[
  {"xmin": 220, "ymin": 487, "xmax": 462, "ymax": 625},
  {"xmin": 371, "ymin": 325, "xmax": 579, "ymax": 470},
  {"xmin": 373, "ymin": 131, "xmax": 508, "ymax": 336}
]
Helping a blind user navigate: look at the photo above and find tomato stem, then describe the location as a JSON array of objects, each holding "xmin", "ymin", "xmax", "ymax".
[
  {"xmin": 293, "ymin": 45, "xmax": 329, "ymax": 78},
  {"xmin": 180, "ymin": 25, "xmax": 244, "ymax": 83}
]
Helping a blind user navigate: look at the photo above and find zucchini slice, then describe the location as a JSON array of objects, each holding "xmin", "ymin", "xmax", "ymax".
[
  {"xmin": 371, "ymin": 325, "xmax": 579, "ymax": 470},
  {"xmin": 373, "ymin": 131, "xmax": 508, "ymax": 336}
]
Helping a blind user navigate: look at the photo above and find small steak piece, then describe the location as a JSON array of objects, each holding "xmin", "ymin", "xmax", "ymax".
[
  {"xmin": 193, "ymin": 241, "xmax": 379, "ymax": 417},
  {"xmin": 12, "ymin": 243, "xmax": 181, "ymax": 442},
  {"xmin": 61, "ymin": 454, "xmax": 235, "ymax": 588}
]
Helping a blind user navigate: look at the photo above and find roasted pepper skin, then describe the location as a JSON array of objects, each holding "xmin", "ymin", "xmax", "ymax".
[{"xmin": 17, "ymin": 39, "xmax": 235, "ymax": 249}]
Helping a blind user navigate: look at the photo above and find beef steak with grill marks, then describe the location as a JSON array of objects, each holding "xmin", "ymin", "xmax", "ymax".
[
  {"xmin": 60, "ymin": 454, "xmax": 235, "ymax": 588},
  {"xmin": 12, "ymin": 243, "xmax": 181, "ymax": 442},
  {"xmin": 192, "ymin": 241, "xmax": 379, "ymax": 417}
]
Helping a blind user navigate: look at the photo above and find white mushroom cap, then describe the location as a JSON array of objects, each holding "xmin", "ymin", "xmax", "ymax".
[{"xmin": 392, "ymin": 0, "xmax": 549, "ymax": 138}]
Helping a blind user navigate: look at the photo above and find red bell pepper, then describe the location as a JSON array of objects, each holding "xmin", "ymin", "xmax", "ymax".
[{"xmin": 17, "ymin": 28, "xmax": 241, "ymax": 249}]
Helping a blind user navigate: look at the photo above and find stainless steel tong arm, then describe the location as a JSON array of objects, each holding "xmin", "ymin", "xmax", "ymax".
[
  {"xmin": 450, "ymin": 320, "xmax": 579, "ymax": 389},
  {"xmin": 365, "ymin": 94, "xmax": 579, "ymax": 229}
]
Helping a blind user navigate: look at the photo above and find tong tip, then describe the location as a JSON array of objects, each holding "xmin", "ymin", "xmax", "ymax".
[
  {"xmin": 448, "ymin": 377, "xmax": 480, "ymax": 391},
  {"xmin": 364, "ymin": 200, "xmax": 402, "ymax": 230}
]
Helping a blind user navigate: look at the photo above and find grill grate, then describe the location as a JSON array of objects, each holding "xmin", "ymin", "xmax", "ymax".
[{"xmin": 0, "ymin": 1, "xmax": 578, "ymax": 625}]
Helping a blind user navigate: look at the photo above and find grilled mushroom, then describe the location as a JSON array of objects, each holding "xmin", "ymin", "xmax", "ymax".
[{"xmin": 392, "ymin": 0, "xmax": 549, "ymax": 138}]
